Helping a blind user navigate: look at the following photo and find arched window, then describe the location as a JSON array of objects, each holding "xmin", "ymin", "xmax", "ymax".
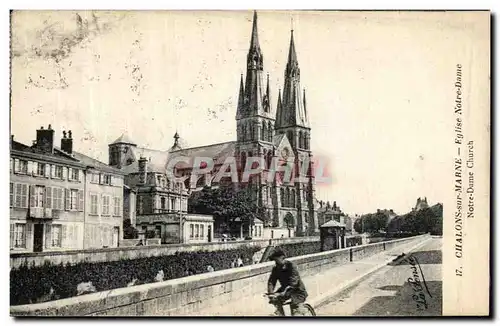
[
  {"xmin": 267, "ymin": 151, "xmax": 273, "ymax": 169},
  {"xmin": 280, "ymin": 188, "xmax": 285, "ymax": 207},
  {"xmin": 299, "ymin": 132, "xmax": 304, "ymax": 148},
  {"xmin": 291, "ymin": 189, "xmax": 296, "ymax": 208},
  {"xmin": 268, "ymin": 122, "xmax": 273, "ymax": 141},
  {"xmin": 249, "ymin": 123, "xmax": 254, "ymax": 140},
  {"xmin": 262, "ymin": 122, "xmax": 267, "ymax": 141},
  {"xmin": 304, "ymin": 133, "xmax": 309, "ymax": 149},
  {"xmin": 241, "ymin": 151, "xmax": 247, "ymax": 171},
  {"xmin": 285, "ymin": 188, "xmax": 290, "ymax": 207}
]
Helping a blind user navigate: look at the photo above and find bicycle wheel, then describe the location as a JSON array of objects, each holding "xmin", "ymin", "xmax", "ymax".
[{"xmin": 304, "ymin": 304, "xmax": 316, "ymax": 316}]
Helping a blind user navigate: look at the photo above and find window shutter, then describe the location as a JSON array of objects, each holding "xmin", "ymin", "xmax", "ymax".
[
  {"xmin": 10, "ymin": 224, "xmax": 14, "ymax": 248},
  {"xmin": 79, "ymin": 170, "xmax": 83, "ymax": 182},
  {"xmin": 78, "ymin": 190, "xmax": 84, "ymax": 212},
  {"xmin": 45, "ymin": 187, "xmax": 52, "ymax": 209},
  {"xmin": 14, "ymin": 159, "xmax": 20, "ymax": 173},
  {"xmin": 25, "ymin": 223, "xmax": 32, "ymax": 248},
  {"xmin": 64, "ymin": 189, "xmax": 70, "ymax": 210},
  {"xmin": 29, "ymin": 185, "xmax": 35, "ymax": 208},
  {"xmin": 61, "ymin": 225, "xmax": 67, "ymax": 248},
  {"xmin": 45, "ymin": 225, "xmax": 52, "ymax": 249},
  {"xmin": 44, "ymin": 165, "xmax": 50, "ymax": 177},
  {"xmin": 27, "ymin": 161, "xmax": 33, "ymax": 175},
  {"xmin": 15, "ymin": 184, "xmax": 21, "ymax": 208},
  {"xmin": 51, "ymin": 165, "xmax": 55, "ymax": 178},
  {"xmin": 32, "ymin": 162, "xmax": 38, "ymax": 175},
  {"xmin": 62, "ymin": 167, "xmax": 67, "ymax": 180},
  {"xmin": 10, "ymin": 183, "xmax": 14, "ymax": 207},
  {"xmin": 52, "ymin": 188, "xmax": 58, "ymax": 210},
  {"xmin": 10, "ymin": 158, "xmax": 13, "ymax": 173}
]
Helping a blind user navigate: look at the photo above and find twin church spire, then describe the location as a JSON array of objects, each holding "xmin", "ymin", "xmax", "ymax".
[{"xmin": 237, "ymin": 11, "xmax": 309, "ymax": 130}]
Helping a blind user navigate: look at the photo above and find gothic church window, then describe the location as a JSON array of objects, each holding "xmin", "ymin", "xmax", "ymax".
[
  {"xmin": 262, "ymin": 122, "xmax": 267, "ymax": 141},
  {"xmin": 285, "ymin": 188, "xmax": 290, "ymax": 207},
  {"xmin": 280, "ymin": 188, "xmax": 285, "ymax": 207},
  {"xmin": 268, "ymin": 122, "xmax": 273, "ymax": 141}
]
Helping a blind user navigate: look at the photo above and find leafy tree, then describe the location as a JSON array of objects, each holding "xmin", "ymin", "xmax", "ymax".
[
  {"xmin": 353, "ymin": 218, "xmax": 363, "ymax": 233},
  {"xmin": 188, "ymin": 186, "xmax": 265, "ymax": 237}
]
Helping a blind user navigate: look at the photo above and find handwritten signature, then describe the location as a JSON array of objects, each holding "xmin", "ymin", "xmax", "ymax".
[{"xmin": 404, "ymin": 254, "xmax": 432, "ymax": 311}]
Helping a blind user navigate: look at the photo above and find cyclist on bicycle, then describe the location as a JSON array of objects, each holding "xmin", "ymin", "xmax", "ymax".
[{"xmin": 267, "ymin": 248, "xmax": 308, "ymax": 316}]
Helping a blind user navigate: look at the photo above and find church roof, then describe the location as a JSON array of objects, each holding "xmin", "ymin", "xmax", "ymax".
[
  {"xmin": 111, "ymin": 132, "xmax": 136, "ymax": 145},
  {"xmin": 168, "ymin": 141, "xmax": 236, "ymax": 167}
]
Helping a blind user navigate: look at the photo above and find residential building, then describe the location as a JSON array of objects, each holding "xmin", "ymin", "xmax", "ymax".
[
  {"xmin": 10, "ymin": 126, "xmax": 125, "ymax": 252},
  {"xmin": 108, "ymin": 134, "xmax": 190, "ymax": 244}
]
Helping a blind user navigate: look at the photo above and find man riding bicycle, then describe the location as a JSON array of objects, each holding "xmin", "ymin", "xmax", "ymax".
[{"xmin": 267, "ymin": 248, "xmax": 308, "ymax": 316}]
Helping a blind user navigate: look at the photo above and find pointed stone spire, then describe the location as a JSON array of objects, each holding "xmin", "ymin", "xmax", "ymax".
[
  {"xmin": 243, "ymin": 10, "xmax": 265, "ymax": 114},
  {"xmin": 250, "ymin": 10, "xmax": 260, "ymax": 51},
  {"xmin": 276, "ymin": 29, "xmax": 308, "ymax": 129},
  {"xmin": 236, "ymin": 74, "xmax": 245, "ymax": 118},
  {"xmin": 288, "ymin": 29, "xmax": 298, "ymax": 66},
  {"xmin": 276, "ymin": 89, "xmax": 283, "ymax": 123},
  {"xmin": 266, "ymin": 73, "xmax": 270, "ymax": 97}
]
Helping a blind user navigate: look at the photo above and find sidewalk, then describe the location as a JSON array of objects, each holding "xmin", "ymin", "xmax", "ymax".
[{"xmin": 195, "ymin": 236, "xmax": 431, "ymax": 316}]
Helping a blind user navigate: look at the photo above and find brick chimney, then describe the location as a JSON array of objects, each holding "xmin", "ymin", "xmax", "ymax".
[
  {"xmin": 35, "ymin": 124, "xmax": 55, "ymax": 154},
  {"xmin": 61, "ymin": 130, "xmax": 73, "ymax": 154}
]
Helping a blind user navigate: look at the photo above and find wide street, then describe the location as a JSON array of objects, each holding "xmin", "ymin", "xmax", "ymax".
[{"xmin": 316, "ymin": 236, "xmax": 442, "ymax": 316}]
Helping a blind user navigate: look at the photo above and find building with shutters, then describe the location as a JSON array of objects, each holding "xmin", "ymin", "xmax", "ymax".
[{"xmin": 10, "ymin": 126, "xmax": 125, "ymax": 253}]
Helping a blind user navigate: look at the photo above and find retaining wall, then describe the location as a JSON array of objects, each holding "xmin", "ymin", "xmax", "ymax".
[
  {"xmin": 10, "ymin": 234, "xmax": 428, "ymax": 316},
  {"xmin": 10, "ymin": 236, "xmax": 321, "ymax": 269}
]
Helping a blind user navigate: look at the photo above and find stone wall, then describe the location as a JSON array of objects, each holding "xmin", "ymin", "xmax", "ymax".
[
  {"xmin": 10, "ymin": 234, "xmax": 428, "ymax": 316},
  {"xmin": 10, "ymin": 236, "xmax": 320, "ymax": 269}
]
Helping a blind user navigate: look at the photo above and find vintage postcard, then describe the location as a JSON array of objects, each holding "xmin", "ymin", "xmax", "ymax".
[{"xmin": 9, "ymin": 10, "xmax": 490, "ymax": 317}]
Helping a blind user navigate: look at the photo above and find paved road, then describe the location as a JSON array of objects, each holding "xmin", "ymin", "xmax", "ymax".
[{"xmin": 316, "ymin": 236, "xmax": 442, "ymax": 316}]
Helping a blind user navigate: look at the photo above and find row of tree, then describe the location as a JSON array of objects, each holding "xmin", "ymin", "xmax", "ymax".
[{"xmin": 353, "ymin": 204, "xmax": 443, "ymax": 235}]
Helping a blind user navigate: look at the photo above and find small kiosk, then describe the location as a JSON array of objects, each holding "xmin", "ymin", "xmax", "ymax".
[{"xmin": 320, "ymin": 220, "xmax": 347, "ymax": 251}]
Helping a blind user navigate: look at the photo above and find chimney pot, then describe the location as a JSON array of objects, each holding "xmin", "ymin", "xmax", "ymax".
[
  {"xmin": 40, "ymin": 126, "xmax": 44, "ymax": 130},
  {"xmin": 48, "ymin": 124, "xmax": 52, "ymax": 130}
]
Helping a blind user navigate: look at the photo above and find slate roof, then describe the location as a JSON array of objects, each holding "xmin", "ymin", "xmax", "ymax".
[
  {"xmin": 320, "ymin": 220, "xmax": 346, "ymax": 228},
  {"xmin": 10, "ymin": 140, "xmax": 84, "ymax": 167},
  {"xmin": 168, "ymin": 141, "xmax": 236, "ymax": 167},
  {"xmin": 71, "ymin": 150, "xmax": 125, "ymax": 175},
  {"xmin": 119, "ymin": 146, "xmax": 170, "ymax": 174},
  {"xmin": 111, "ymin": 132, "xmax": 136, "ymax": 145}
]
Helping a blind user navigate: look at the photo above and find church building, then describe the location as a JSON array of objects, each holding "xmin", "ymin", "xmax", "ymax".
[{"xmin": 108, "ymin": 11, "xmax": 319, "ymax": 238}]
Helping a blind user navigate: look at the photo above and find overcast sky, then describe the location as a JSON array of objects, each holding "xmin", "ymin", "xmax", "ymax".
[{"xmin": 11, "ymin": 10, "xmax": 482, "ymax": 215}]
